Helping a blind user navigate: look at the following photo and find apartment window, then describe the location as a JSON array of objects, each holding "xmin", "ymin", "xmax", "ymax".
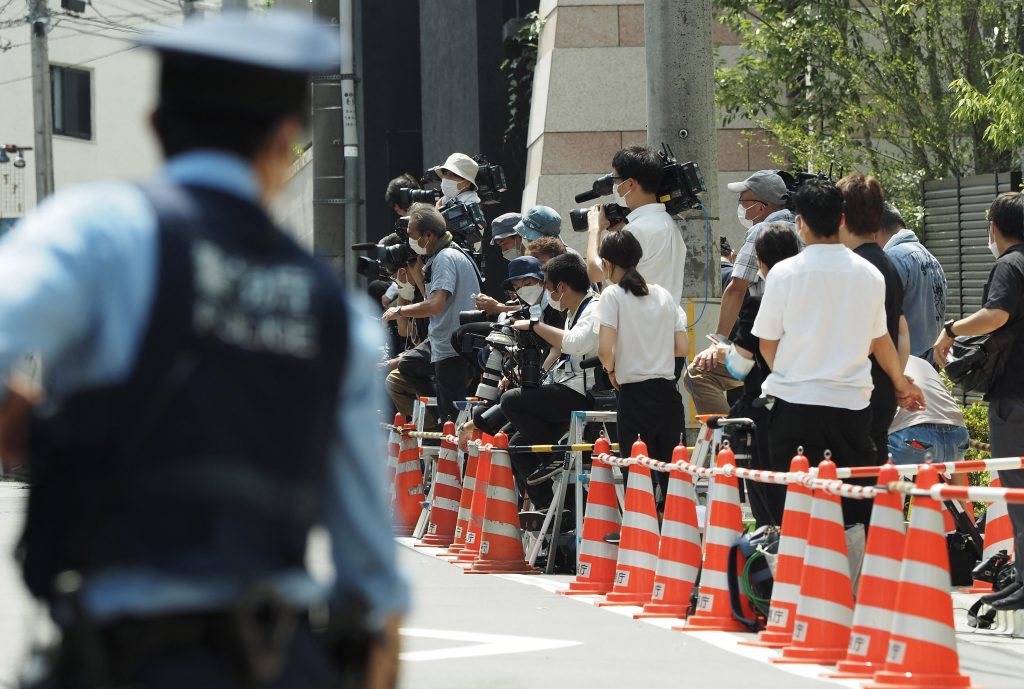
[{"xmin": 51, "ymin": 65, "xmax": 92, "ymax": 140}]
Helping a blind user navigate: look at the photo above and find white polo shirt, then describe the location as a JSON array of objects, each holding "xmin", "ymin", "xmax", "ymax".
[
  {"xmin": 752, "ymin": 243, "xmax": 886, "ymax": 410},
  {"xmin": 626, "ymin": 203, "xmax": 687, "ymax": 306},
  {"xmin": 598, "ymin": 282, "xmax": 686, "ymax": 384}
]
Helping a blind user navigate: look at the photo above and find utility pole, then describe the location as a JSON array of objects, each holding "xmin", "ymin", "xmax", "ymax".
[
  {"xmin": 29, "ymin": 0, "xmax": 54, "ymax": 203},
  {"xmin": 339, "ymin": 0, "xmax": 359, "ymax": 278},
  {"xmin": 644, "ymin": 0, "xmax": 720, "ymax": 301},
  {"xmin": 182, "ymin": 0, "xmax": 196, "ymax": 17},
  {"xmin": 311, "ymin": 0, "xmax": 345, "ymax": 276},
  {"xmin": 221, "ymin": 0, "xmax": 246, "ymax": 11}
]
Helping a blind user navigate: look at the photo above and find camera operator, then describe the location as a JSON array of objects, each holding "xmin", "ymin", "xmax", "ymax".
[
  {"xmin": 383, "ymin": 203, "xmax": 480, "ymax": 424},
  {"xmin": 435, "ymin": 152, "xmax": 481, "ymax": 207},
  {"xmin": 687, "ymin": 170, "xmax": 796, "ymax": 415},
  {"xmin": 585, "ymin": 145, "xmax": 686, "ymax": 307}
]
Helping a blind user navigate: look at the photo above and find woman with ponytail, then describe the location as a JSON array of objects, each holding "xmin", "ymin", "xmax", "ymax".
[{"xmin": 597, "ymin": 231, "xmax": 688, "ymax": 500}]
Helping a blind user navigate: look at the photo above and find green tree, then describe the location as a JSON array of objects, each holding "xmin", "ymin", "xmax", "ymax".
[
  {"xmin": 715, "ymin": 1, "xmax": 1023, "ymax": 224},
  {"xmin": 952, "ymin": 52, "xmax": 1024, "ymax": 160}
]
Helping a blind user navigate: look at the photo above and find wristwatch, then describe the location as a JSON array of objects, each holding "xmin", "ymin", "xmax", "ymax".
[
  {"xmin": 944, "ymin": 319, "xmax": 956, "ymax": 338},
  {"xmin": 396, "ymin": 305, "xmax": 402, "ymax": 317}
]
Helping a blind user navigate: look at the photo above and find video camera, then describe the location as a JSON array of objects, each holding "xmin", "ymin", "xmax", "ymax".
[
  {"xmin": 568, "ymin": 203, "xmax": 629, "ymax": 232},
  {"xmin": 775, "ymin": 167, "xmax": 834, "ymax": 209},
  {"xmin": 394, "ymin": 187, "xmax": 442, "ymax": 209},
  {"xmin": 574, "ymin": 143, "xmax": 706, "ymax": 217},
  {"xmin": 352, "ymin": 216, "xmax": 417, "ymax": 279},
  {"xmin": 441, "ymin": 198, "xmax": 487, "ymax": 249},
  {"xmin": 472, "ymin": 155, "xmax": 508, "ymax": 205}
]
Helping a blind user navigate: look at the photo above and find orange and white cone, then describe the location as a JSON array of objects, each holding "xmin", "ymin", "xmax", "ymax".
[
  {"xmin": 445, "ymin": 430, "xmax": 481, "ymax": 558},
  {"xmin": 455, "ymin": 436, "xmax": 493, "ymax": 565},
  {"xmin": 740, "ymin": 451, "xmax": 812, "ymax": 648},
  {"xmin": 560, "ymin": 435, "xmax": 621, "ymax": 596},
  {"xmin": 676, "ymin": 443, "xmax": 752, "ymax": 631},
  {"xmin": 828, "ymin": 462, "xmax": 906, "ymax": 678},
  {"xmin": 386, "ymin": 413, "xmax": 404, "ymax": 510},
  {"xmin": 417, "ymin": 421, "xmax": 463, "ymax": 548},
  {"xmin": 636, "ymin": 443, "xmax": 701, "ymax": 619},
  {"xmin": 773, "ymin": 457, "xmax": 854, "ymax": 664},
  {"xmin": 598, "ymin": 438, "xmax": 661, "ymax": 606},
  {"xmin": 865, "ymin": 463, "xmax": 979, "ymax": 689},
  {"xmin": 963, "ymin": 471, "xmax": 1014, "ymax": 593},
  {"xmin": 393, "ymin": 423, "xmax": 425, "ymax": 536},
  {"xmin": 467, "ymin": 432, "xmax": 537, "ymax": 574}
]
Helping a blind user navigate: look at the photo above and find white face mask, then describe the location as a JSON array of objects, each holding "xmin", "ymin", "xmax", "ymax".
[
  {"xmin": 516, "ymin": 284, "xmax": 544, "ymax": 305},
  {"xmin": 548, "ymin": 288, "xmax": 563, "ymax": 312},
  {"xmin": 502, "ymin": 246, "xmax": 523, "ymax": 262},
  {"xmin": 409, "ymin": 237, "xmax": 429, "ymax": 256},
  {"xmin": 440, "ymin": 178, "xmax": 462, "ymax": 199},
  {"xmin": 611, "ymin": 179, "xmax": 631, "ymax": 207},
  {"xmin": 395, "ymin": 280, "xmax": 415, "ymax": 301},
  {"xmin": 737, "ymin": 203, "xmax": 754, "ymax": 230},
  {"xmin": 989, "ymin": 231, "xmax": 1000, "ymax": 259}
]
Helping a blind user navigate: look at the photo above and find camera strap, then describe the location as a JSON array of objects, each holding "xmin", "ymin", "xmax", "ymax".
[{"xmin": 553, "ymin": 295, "xmax": 596, "ymax": 388}]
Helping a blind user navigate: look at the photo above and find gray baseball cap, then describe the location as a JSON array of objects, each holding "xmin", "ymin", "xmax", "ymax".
[
  {"xmin": 490, "ymin": 213, "xmax": 523, "ymax": 244},
  {"xmin": 726, "ymin": 170, "xmax": 789, "ymax": 206}
]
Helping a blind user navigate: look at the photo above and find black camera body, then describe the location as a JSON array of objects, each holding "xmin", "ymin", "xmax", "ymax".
[
  {"xmin": 573, "ymin": 143, "xmax": 706, "ymax": 217},
  {"xmin": 972, "ymin": 549, "xmax": 1016, "ymax": 592},
  {"xmin": 569, "ymin": 203, "xmax": 629, "ymax": 232},
  {"xmin": 441, "ymin": 198, "xmax": 487, "ymax": 249},
  {"xmin": 352, "ymin": 216, "xmax": 417, "ymax": 279},
  {"xmin": 462, "ymin": 307, "xmax": 544, "ymax": 394},
  {"xmin": 775, "ymin": 168, "xmax": 833, "ymax": 209}
]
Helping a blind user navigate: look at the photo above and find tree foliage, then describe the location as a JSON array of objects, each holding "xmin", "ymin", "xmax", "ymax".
[
  {"xmin": 952, "ymin": 52, "xmax": 1024, "ymax": 157},
  {"xmin": 715, "ymin": 1, "xmax": 1024, "ymax": 224}
]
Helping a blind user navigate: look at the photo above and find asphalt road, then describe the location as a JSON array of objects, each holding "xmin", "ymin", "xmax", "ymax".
[{"xmin": 1, "ymin": 483, "xmax": 1021, "ymax": 688}]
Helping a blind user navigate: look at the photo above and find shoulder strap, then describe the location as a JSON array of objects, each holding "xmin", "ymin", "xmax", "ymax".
[{"xmin": 444, "ymin": 244, "xmax": 484, "ymax": 291}]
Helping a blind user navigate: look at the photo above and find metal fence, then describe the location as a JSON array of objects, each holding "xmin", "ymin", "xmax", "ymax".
[{"xmin": 922, "ymin": 170, "xmax": 1023, "ymax": 404}]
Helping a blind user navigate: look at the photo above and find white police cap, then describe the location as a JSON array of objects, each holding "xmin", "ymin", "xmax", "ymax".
[{"xmin": 139, "ymin": 10, "xmax": 341, "ymax": 74}]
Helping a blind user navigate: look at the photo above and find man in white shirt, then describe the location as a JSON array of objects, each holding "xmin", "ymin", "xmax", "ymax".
[
  {"xmin": 585, "ymin": 145, "xmax": 687, "ymax": 306},
  {"xmin": 752, "ymin": 178, "xmax": 924, "ymax": 526}
]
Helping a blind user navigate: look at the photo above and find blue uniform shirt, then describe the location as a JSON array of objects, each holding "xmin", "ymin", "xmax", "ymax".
[{"xmin": 0, "ymin": 151, "xmax": 409, "ymax": 630}]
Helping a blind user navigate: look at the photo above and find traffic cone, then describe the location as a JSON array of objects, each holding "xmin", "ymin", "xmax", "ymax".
[
  {"xmin": 828, "ymin": 462, "xmax": 906, "ymax": 678},
  {"xmin": 597, "ymin": 437, "xmax": 661, "ymax": 606},
  {"xmin": 773, "ymin": 457, "xmax": 855, "ymax": 664},
  {"xmin": 445, "ymin": 430, "xmax": 481, "ymax": 558},
  {"xmin": 417, "ymin": 421, "xmax": 463, "ymax": 548},
  {"xmin": 392, "ymin": 423, "xmax": 425, "ymax": 536},
  {"xmin": 635, "ymin": 442, "xmax": 701, "ymax": 619},
  {"xmin": 739, "ymin": 451, "xmax": 812, "ymax": 648},
  {"xmin": 386, "ymin": 414, "xmax": 404, "ymax": 510},
  {"xmin": 865, "ymin": 463, "xmax": 979, "ymax": 689},
  {"xmin": 963, "ymin": 472, "xmax": 1014, "ymax": 593},
  {"xmin": 560, "ymin": 435, "xmax": 621, "ymax": 596},
  {"xmin": 455, "ymin": 436, "xmax": 493, "ymax": 565},
  {"xmin": 675, "ymin": 443, "xmax": 752, "ymax": 631},
  {"xmin": 467, "ymin": 432, "xmax": 537, "ymax": 574}
]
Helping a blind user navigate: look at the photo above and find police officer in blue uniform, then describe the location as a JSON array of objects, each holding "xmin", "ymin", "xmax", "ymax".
[{"xmin": 0, "ymin": 11, "xmax": 407, "ymax": 689}]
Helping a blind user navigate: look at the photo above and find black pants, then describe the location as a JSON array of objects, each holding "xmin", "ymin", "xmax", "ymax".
[
  {"xmin": 434, "ymin": 355, "xmax": 474, "ymax": 425},
  {"xmin": 397, "ymin": 340, "xmax": 435, "ymax": 398},
  {"xmin": 988, "ymin": 396, "xmax": 1024, "ymax": 585},
  {"xmin": 730, "ymin": 396, "xmax": 780, "ymax": 528},
  {"xmin": 451, "ymin": 322, "xmax": 493, "ymax": 372},
  {"xmin": 501, "ymin": 383, "xmax": 589, "ymax": 509},
  {"xmin": 769, "ymin": 398, "xmax": 876, "ymax": 527},
  {"xmin": 616, "ymin": 378, "xmax": 684, "ymax": 505}
]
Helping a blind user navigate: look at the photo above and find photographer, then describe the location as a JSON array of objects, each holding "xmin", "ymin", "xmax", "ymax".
[
  {"xmin": 474, "ymin": 213, "xmax": 526, "ymax": 317},
  {"xmin": 436, "ymin": 152, "xmax": 481, "ymax": 207},
  {"xmin": 383, "ymin": 203, "xmax": 480, "ymax": 424},
  {"xmin": 585, "ymin": 145, "xmax": 686, "ymax": 307},
  {"xmin": 934, "ymin": 191, "xmax": 1024, "ymax": 610}
]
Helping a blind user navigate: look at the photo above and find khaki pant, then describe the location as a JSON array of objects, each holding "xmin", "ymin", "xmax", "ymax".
[
  {"xmin": 683, "ymin": 359, "xmax": 743, "ymax": 416},
  {"xmin": 385, "ymin": 369, "xmax": 436, "ymax": 428}
]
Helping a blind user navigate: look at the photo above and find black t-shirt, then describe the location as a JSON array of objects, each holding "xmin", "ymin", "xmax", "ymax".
[
  {"xmin": 732, "ymin": 293, "xmax": 768, "ymax": 401},
  {"xmin": 854, "ymin": 243, "xmax": 905, "ymax": 412},
  {"xmin": 984, "ymin": 244, "xmax": 1024, "ymax": 399}
]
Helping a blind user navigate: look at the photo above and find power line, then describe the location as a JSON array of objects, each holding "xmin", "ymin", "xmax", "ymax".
[{"xmin": 0, "ymin": 42, "xmax": 140, "ymax": 86}]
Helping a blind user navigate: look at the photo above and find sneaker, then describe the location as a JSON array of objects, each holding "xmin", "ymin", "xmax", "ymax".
[
  {"xmin": 526, "ymin": 458, "xmax": 564, "ymax": 486},
  {"xmin": 979, "ymin": 580, "xmax": 1022, "ymax": 605}
]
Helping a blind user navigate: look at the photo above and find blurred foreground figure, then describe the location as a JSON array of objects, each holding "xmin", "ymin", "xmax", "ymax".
[{"xmin": 0, "ymin": 11, "xmax": 407, "ymax": 689}]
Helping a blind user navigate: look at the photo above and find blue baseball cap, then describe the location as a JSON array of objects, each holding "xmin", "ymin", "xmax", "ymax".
[
  {"xmin": 502, "ymin": 256, "xmax": 544, "ymax": 291},
  {"xmin": 515, "ymin": 206, "xmax": 562, "ymax": 242}
]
